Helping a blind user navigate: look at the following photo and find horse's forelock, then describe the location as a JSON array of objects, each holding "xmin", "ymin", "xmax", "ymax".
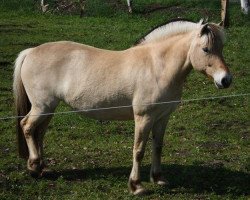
[{"xmin": 205, "ymin": 24, "xmax": 225, "ymax": 49}]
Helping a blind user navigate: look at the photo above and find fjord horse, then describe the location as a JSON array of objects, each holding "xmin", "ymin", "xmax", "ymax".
[{"xmin": 13, "ymin": 19, "xmax": 232, "ymax": 195}]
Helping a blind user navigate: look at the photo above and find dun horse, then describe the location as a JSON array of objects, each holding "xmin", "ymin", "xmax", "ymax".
[{"xmin": 13, "ymin": 19, "xmax": 232, "ymax": 195}]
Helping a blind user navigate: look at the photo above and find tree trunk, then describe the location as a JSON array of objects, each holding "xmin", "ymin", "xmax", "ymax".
[{"xmin": 79, "ymin": 0, "xmax": 86, "ymax": 18}]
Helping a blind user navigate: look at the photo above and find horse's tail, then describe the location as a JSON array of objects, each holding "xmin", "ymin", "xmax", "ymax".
[{"xmin": 13, "ymin": 48, "xmax": 33, "ymax": 159}]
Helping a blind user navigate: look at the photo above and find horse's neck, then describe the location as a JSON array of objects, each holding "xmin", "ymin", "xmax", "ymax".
[{"xmin": 151, "ymin": 33, "xmax": 193, "ymax": 91}]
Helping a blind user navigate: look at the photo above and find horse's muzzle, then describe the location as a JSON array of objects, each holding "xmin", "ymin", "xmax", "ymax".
[{"xmin": 214, "ymin": 73, "xmax": 232, "ymax": 89}]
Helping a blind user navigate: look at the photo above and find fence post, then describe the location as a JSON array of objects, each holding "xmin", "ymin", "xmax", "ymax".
[
  {"xmin": 79, "ymin": 0, "xmax": 86, "ymax": 18},
  {"xmin": 221, "ymin": 0, "xmax": 229, "ymax": 27}
]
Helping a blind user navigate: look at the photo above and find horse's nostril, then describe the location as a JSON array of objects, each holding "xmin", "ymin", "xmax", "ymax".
[
  {"xmin": 221, "ymin": 77, "xmax": 227, "ymax": 85},
  {"xmin": 221, "ymin": 76, "xmax": 231, "ymax": 88}
]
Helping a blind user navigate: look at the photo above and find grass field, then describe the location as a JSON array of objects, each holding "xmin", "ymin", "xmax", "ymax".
[{"xmin": 0, "ymin": 0, "xmax": 249, "ymax": 199}]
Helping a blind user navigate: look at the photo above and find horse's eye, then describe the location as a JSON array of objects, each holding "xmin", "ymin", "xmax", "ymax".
[{"xmin": 202, "ymin": 47, "xmax": 209, "ymax": 53}]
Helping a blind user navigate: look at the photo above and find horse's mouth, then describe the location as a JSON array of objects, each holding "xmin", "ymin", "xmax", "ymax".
[{"xmin": 214, "ymin": 81, "xmax": 224, "ymax": 89}]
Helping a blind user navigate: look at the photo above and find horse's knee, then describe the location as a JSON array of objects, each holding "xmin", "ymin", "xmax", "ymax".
[
  {"xmin": 23, "ymin": 127, "xmax": 34, "ymax": 140},
  {"xmin": 21, "ymin": 118, "xmax": 33, "ymax": 138},
  {"xmin": 20, "ymin": 118, "xmax": 26, "ymax": 130}
]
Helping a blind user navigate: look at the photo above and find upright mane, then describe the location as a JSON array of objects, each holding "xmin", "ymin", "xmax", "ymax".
[{"xmin": 135, "ymin": 18, "xmax": 204, "ymax": 45}]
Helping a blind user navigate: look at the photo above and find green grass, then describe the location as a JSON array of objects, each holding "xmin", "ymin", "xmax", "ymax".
[{"xmin": 0, "ymin": 0, "xmax": 249, "ymax": 199}]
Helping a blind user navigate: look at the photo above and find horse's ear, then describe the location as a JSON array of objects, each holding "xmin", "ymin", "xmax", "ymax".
[
  {"xmin": 198, "ymin": 18, "xmax": 208, "ymax": 25},
  {"xmin": 199, "ymin": 23, "xmax": 209, "ymax": 37},
  {"xmin": 218, "ymin": 21, "xmax": 224, "ymax": 27},
  {"xmin": 204, "ymin": 17, "xmax": 209, "ymax": 23}
]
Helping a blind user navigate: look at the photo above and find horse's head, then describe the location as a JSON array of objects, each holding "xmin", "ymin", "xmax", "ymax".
[{"xmin": 189, "ymin": 23, "xmax": 232, "ymax": 89}]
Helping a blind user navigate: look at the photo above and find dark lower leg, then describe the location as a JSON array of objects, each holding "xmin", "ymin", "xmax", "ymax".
[{"xmin": 150, "ymin": 118, "xmax": 168, "ymax": 185}]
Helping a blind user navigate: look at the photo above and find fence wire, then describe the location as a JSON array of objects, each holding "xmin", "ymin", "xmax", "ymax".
[{"xmin": 0, "ymin": 93, "xmax": 249, "ymax": 121}]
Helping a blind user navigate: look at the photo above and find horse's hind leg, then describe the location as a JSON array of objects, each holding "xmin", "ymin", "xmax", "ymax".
[
  {"xmin": 127, "ymin": 0, "xmax": 133, "ymax": 13},
  {"xmin": 34, "ymin": 115, "xmax": 53, "ymax": 170},
  {"xmin": 20, "ymin": 107, "xmax": 52, "ymax": 177}
]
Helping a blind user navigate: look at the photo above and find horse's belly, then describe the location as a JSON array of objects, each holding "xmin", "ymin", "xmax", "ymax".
[
  {"xmin": 66, "ymin": 94, "xmax": 134, "ymax": 120},
  {"xmin": 79, "ymin": 107, "xmax": 134, "ymax": 120}
]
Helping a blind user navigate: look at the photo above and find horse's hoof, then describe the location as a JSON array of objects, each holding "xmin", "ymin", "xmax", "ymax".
[
  {"xmin": 155, "ymin": 179, "xmax": 169, "ymax": 186},
  {"xmin": 27, "ymin": 159, "xmax": 45, "ymax": 178},
  {"xmin": 129, "ymin": 178, "xmax": 149, "ymax": 196},
  {"xmin": 29, "ymin": 170, "xmax": 42, "ymax": 178},
  {"xmin": 150, "ymin": 174, "xmax": 169, "ymax": 186},
  {"xmin": 132, "ymin": 187, "xmax": 149, "ymax": 196}
]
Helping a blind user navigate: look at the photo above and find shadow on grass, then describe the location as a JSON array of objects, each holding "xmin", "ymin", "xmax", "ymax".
[{"xmin": 42, "ymin": 164, "xmax": 249, "ymax": 196}]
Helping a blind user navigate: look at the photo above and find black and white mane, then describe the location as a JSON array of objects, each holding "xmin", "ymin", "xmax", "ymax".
[{"xmin": 135, "ymin": 18, "xmax": 225, "ymax": 46}]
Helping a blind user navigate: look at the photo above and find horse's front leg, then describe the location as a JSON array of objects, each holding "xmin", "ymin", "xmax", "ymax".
[
  {"xmin": 127, "ymin": 0, "xmax": 133, "ymax": 13},
  {"xmin": 150, "ymin": 117, "xmax": 169, "ymax": 186},
  {"xmin": 128, "ymin": 114, "xmax": 153, "ymax": 195}
]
